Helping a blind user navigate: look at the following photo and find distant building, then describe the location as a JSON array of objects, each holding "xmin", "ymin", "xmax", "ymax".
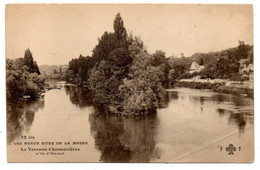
[
  {"xmin": 239, "ymin": 59, "xmax": 254, "ymax": 81},
  {"xmin": 244, "ymin": 64, "xmax": 254, "ymax": 81},
  {"xmin": 189, "ymin": 61, "xmax": 204, "ymax": 74},
  {"xmin": 239, "ymin": 59, "xmax": 248, "ymax": 73}
]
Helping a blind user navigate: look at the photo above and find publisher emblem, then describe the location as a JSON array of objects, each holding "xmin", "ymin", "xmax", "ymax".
[{"xmin": 226, "ymin": 144, "xmax": 236, "ymax": 155}]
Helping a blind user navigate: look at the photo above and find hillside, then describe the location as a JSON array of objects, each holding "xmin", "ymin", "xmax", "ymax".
[
  {"xmin": 167, "ymin": 42, "xmax": 253, "ymax": 81},
  {"xmin": 39, "ymin": 65, "xmax": 68, "ymax": 75},
  {"xmin": 190, "ymin": 44, "xmax": 252, "ymax": 64}
]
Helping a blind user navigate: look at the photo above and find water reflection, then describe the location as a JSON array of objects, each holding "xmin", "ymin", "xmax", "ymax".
[
  {"xmin": 216, "ymin": 108, "xmax": 247, "ymax": 132},
  {"xmin": 64, "ymin": 86, "xmax": 254, "ymax": 162},
  {"xmin": 7, "ymin": 86, "xmax": 254, "ymax": 162},
  {"xmin": 212, "ymin": 93, "xmax": 254, "ymax": 133},
  {"xmin": 229, "ymin": 113, "xmax": 246, "ymax": 133},
  {"xmin": 212, "ymin": 94, "xmax": 252, "ymax": 106},
  {"xmin": 158, "ymin": 92, "xmax": 175, "ymax": 108},
  {"xmin": 64, "ymin": 86, "xmax": 93, "ymax": 108},
  {"xmin": 89, "ymin": 114, "xmax": 160, "ymax": 162},
  {"xmin": 211, "ymin": 93, "xmax": 253, "ymax": 132},
  {"xmin": 64, "ymin": 86, "xmax": 160, "ymax": 162},
  {"xmin": 7, "ymin": 99, "xmax": 45, "ymax": 144}
]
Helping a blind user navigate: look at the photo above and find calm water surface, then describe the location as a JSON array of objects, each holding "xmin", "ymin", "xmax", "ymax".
[{"xmin": 7, "ymin": 85, "xmax": 254, "ymax": 162}]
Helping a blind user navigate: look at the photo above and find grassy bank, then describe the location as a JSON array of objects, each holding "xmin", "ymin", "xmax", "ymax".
[{"xmin": 174, "ymin": 81, "xmax": 254, "ymax": 98}]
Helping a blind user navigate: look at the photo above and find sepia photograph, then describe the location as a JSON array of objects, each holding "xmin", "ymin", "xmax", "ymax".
[{"xmin": 5, "ymin": 4, "xmax": 254, "ymax": 163}]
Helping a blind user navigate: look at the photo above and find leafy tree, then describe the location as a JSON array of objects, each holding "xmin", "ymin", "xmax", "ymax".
[
  {"xmin": 199, "ymin": 62, "xmax": 217, "ymax": 79},
  {"xmin": 89, "ymin": 48, "xmax": 132, "ymax": 109},
  {"xmin": 24, "ymin": 49, "xmax": 40, "ymax": 75},
  {"xmin": 151, "ymin": 50, "xmax": 166, "ymax": 67},
  {"xmin": 213, "ymin": 56, "xmax": 239, "ymax": 79},
  {"xmin": 249, "ymin": 51, "xmax": 253, "ymax": 64},
  {"xmin": 127, "ymin": 34, "xmax": 145, "ymax": 57},
  {"xmin": 24, "ymin": 49, "xmax": 33, "ymax": 69},
  {"xmin": 66, "ymin": 54, "xmax": 95, "ymax": 85},
  {"xmin": 6, "ymin": 50, "xmax": 45, "ymax": 101},
  {"xmin": 158, "ymin": 63, "xmax": 171, "ymax": 88},
  {"xmin": 150, "ymin": 50, "xmax": 171, "ymax": 87},
  {"xmin": 168, "ymin": 69, "xmax": 178, "ymax": 86},
  {"xmin": 118, "ymin": 51, "xmax": 164, "ymax": 115},
  {"xmin": 88, "ymin": 13, "xmax": 132, "ymax": 111},
  {"xmin": 92, "ymin": 32, "xmax": 118, "ymax": 62},
  {"xmin": 237, "ymin": 41, "xmax": 248, "ymax": 59},
  {"xmin": 198, "ymin": 57, "xmax": 204, "ymax": 65},
  {"xmin": 114, "ymin": 13, "xmax": 127, "ymax": 41},
  {"xmin": 168, "ymin": 56, "xmax": 192, "ymax": 79}
]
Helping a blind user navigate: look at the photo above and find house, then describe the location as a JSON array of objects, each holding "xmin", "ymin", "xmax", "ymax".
[
  {"xmin": 247, "ymin": 64, "xmax": 254, "ymax": 82},
  {"xmin": 189, "ymin": 61, "xmax": 204, "ymax": 74},
  {"xmin": 239, "ymin": 59, "xmax": 254, "ymax": 81},
  {"xmin": 239, "ymin": 59, "xmax": 248, "ymax": 74}
]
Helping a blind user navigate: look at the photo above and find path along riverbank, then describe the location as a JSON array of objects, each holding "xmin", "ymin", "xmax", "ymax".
[{"xmin": 174, "ymin": 81, "xmax": 254, "ymax": 98}]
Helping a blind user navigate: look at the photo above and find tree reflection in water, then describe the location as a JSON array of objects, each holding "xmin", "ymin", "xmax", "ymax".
[
  {"xmin": 7, "ymin": 99, "xmax": 45, "ymax": 144},
  {"xmin": 64, "ymin": 85, "xmax": 161, "ymax": 162},
  {"xmin": 64, "ymin": 86, "xmax": 93, "ymax": 108},
  {"xmin": 212, "ymin": 94, "xmax": 252, "ymax": 106},
  {"xmin": 89, "ymin": 113, "xmax": 160, "ymax": 162},
  {"xmin": 217, "ymin": 108, "xmax": 249, "ymax": 133},
  {"xmin": 214, "ymin": 92, "xmax": 254, "ymax": 133},
  {"xmin": 191, "ymin": 93, "xmax": 254, "ymax": 133}
]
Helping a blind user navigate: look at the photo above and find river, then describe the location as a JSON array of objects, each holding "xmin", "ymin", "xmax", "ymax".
[{"xmin": 7, "ymin": 84, "xmax": 254, "ymax": 162}]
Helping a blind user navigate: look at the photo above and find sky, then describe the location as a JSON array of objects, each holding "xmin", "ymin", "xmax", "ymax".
[{"xmin": 6, "ymin": 4, "xmax": 253, "ymax": 65}]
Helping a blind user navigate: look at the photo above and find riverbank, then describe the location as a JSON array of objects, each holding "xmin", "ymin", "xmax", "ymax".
[
  {"xmin": 174, "ymin": 81, "xmax": 254, "ymax": 98},
  {"xmin": 17, "ymin": 81, "xmax": 63, "ymax": 102}
]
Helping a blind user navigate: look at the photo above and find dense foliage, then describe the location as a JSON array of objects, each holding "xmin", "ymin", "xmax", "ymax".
[
  {"xmin": 65, "ymin": 13, "xmax": 164, "ymax": 116},
  {"xmin": 150, "ymin": 50, "xmax": 171, "ymax": 88},
  {"xmin": 6, "ymin": 49, "xmax": 45, "ymax": 101},
  {"xmin": 65, "ymin": 55, "xmax": 95, "ymax": 85},
  {"xmin": 118, "ymin": 51, "xmax": 164, "ymax": 115},
  {"xmin": 24, "ymin": 49, "xmax": 41, "ymax": 75}
]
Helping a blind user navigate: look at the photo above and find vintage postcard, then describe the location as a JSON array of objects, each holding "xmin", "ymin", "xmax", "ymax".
[{"xmin": 6, "ymin": 4, "xmax": 254, "ymax": 163}]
